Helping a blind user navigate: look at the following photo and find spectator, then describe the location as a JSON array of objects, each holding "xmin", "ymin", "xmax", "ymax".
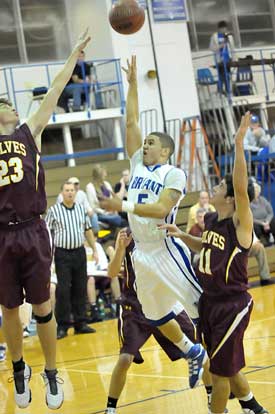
[
  {"xmin": 86, "ymin": 164, "xmax": 126, "ymax": 229},
  {"xmin": 249, "ymin": 231, "xmax": 272, "ymax": 286},
  {"xmin": 186, "ymin": 191, "xmax": 215, "ymax": 233},
  {"xmin": 57, "ymin": 176, "xmax": 99, "ymax": 234},
  {"xmin": 210, "ymin": 20, "xmax": 235, "ymax": 93},
  {"xmin": 46, "ymin": 182, "xmax": 99, "ymax": 339},
  {"xmin": 189, "ymin": 208, "xmax": 206, "ymax": 238},
  {"xmin": 244, "ymin": 115, "xmax": 270, "ymax": 153},
  {"xmin": 114, "ymin": 169, "xmax": 130, "ymax": 200},
  {"xmin": 114, "ymin": 169, "xmax": 130, "ymax": 223},
  {"xmin": 86, "ymin": 242, "xmax": 121, "ymax": 322},
  {"xmin": 251, "ymin": 182, "xmax": 275, "ymax": 246},
  {"xmin": 57, "ymin": 50, "xmax": 92, "ymax": 112}
]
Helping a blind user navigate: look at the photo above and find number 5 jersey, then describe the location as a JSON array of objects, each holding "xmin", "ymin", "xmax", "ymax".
[{"xmin": 0, "ymin": 123, "xmax": 47, "ymax": 224}]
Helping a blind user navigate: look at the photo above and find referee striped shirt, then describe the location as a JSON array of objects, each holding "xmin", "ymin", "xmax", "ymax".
[{"xmin": 45, "ymin": 202, "xmax": 91, "ymax": 250}]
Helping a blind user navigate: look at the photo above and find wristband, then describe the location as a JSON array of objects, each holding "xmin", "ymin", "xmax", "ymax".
[{"xmin": 122, "ymin": 201, "xmax": 135, "ymax": 213}]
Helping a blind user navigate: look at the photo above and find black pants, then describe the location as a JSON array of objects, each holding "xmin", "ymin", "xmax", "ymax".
[
  {"xmin": 55, "ymin": 246, "xmax": 87, "ymax": 329},
  {"xmin": 217, "ymin": 61, "xmax": 231, "ymax": 93},
  {"xmin": 254, "ymin": 217, "xmax": 275, "ymax": 245}
]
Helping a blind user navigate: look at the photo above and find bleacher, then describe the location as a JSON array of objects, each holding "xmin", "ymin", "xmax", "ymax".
[{"xmin": 45, "ymin": 160, "xmax": 275, "ymax": 278}]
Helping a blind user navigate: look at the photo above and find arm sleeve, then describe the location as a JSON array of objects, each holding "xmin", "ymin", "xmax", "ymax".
[
  {"xmin": 85, "ymin": 211, "xmax": 92, "ymax": 230},
  {"xmin": 209, "ymin": 33, "xmax": 219, "ymax": 52},
  {"xmin": 45, "ymin": 209, "xmax": 54, "ymax": 231},
  {"xmin": 164, "ymin": 168, "xmax": 187, "ymax": 194},
  {"xmin": 264, "ymin": 199, "xmax": 274, "ymax": 223}
]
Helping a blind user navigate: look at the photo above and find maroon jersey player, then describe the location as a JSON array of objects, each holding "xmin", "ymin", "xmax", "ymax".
[
  {"xmin": 161, "ymin": 113, "xmax": 268, "ymax": 414},
  {"xmin": 0, "ymin": 29, "xmax": 91, "ymax": 410},
  {"xmin": 104, "ymin": 228, "xmax": 212, "ymax": 414}
]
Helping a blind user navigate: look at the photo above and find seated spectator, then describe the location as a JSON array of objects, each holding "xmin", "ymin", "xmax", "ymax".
[
  {"xmin": 86, "ymin": 164, "xmax": 127, "ymax": 229},
  {"xmin": 251, "ymin": 182, "xmax": 275, "ymax": 246},
  {"xmin": 114, "ymin": 169, "xmax": 130, "ymax": 223},
  {"xmin": 57, "ymin": 176, "xmax": 99, "ymax": 233},
  {"xmin": 57, "ymin": 50, "xmax": 92, "ymax": 112},
  {"xmin": 186, "ymin": 190, "xmax": 215, "ymax": 232},
  {"xmin": 188, "ymin": 208, "xmax": 206, "ymax": 266},
  {"xmin": 244, "ymin": 115, "xmax": 270, "ymax": 153},
  {"xmin": 85, "ymin": 242, "xmax": 121, "ymax": 322},
  {"xmin": 114, "ymin": 169, "xmax": 130, "ymax": 200},
  {"xmin": 249, "ymin": 231, "xmax": 272, "ymax": 286}
]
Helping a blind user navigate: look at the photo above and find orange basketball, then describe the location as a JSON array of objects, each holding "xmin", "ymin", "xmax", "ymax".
[{"xmin": 109, "ymin": 1, "xmax": 145, "ymax": 35}]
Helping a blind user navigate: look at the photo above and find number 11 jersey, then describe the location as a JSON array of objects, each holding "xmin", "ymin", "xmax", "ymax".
[
  {"xmin": 197, "ymin": 212, "xmax": 250, "ymax": 297},
  {"xmin": 0, "ymin": 123, "xmax": 47, "ymax": 224}
]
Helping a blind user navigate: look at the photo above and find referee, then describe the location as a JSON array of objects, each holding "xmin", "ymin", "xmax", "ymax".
[{"xmin": 46, "ymin": 181, "xmax": 99, "ymax": 339}]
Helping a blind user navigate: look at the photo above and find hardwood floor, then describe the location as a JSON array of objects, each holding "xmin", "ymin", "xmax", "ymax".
[{"xmin": 0, "ymin": 279, "xmax": 274, "ymax": 414}]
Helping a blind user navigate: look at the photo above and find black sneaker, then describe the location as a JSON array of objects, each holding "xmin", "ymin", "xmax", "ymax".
[{"xmin": 74, "ymin": 324, "xmax": 96, "ymax": 334}]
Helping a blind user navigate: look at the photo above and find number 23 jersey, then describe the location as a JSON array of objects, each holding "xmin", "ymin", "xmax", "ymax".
[
  {"xmin": 197, "ymin": 212, "xmax": 250, "ymax": 297},
  {"xmin": 0, "ymin": 123, "xmax": 47, "ymax": 224},
  {"xmin": 127, "ymin": 148, "xmax": 187, "ymax": 243}
]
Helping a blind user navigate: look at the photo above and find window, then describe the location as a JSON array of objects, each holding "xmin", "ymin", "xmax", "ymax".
[
  {"xmin": 0, "ymin": 1, "xmax": 21, "ymax": 64},
  {"xmin": 0, "ymin": 0, "xmax": 70, "ymax": 64},
  {"xmin": 187, "ymin": 0, "xmax": 275, "ymax": 50}
]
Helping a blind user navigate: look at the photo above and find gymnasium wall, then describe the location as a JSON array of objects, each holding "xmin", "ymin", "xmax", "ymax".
[{"xmin": 4, "ymin": 0, "xmax": 200, "ymax": 127}]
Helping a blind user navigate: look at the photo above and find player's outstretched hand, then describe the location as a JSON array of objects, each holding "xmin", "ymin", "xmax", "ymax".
[
  {"xmin": 73, "ymin": 28, "xmax": 91, "ymax": 53},
  {"xmin": 122, "ymin": 55, "xmax": 137, "ymax": 84},
  {"xmin": 158, "ymin": 223, "xmax": 183, "ymax": 238},
  {"xmin": 235, "ymin": 111, "xmax": 251, "ymax": 145},
  {"xmin": 99, "ymin": 194, "xmax": 122, "ymax": 212},
  {"xmin": 118, "ymin": 228, "xmax": 132, "ymax": 249}
]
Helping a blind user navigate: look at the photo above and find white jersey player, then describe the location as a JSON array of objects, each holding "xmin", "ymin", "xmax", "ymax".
[{"xmin": 100, "ymin": 56, "xmax": 207, "ymax": 389}]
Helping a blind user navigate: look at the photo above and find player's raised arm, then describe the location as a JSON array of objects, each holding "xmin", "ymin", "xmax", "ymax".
[
  {"xmin": 27, "ymin": 29, "xmax": 91, "ymax": 151},
  {"xmin": 233, "ymin": 112, "xmax": 253, "ymax": 248},
  {"xmin": 122, "ymin": 55, "xmax": 142, "ymax": 158},
  {"xmin": 108, "ymin": 229, "xmax": 132, "ymax": 277}
]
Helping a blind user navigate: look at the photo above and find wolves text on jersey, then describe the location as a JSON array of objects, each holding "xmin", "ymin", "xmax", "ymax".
[
  {"xmin": 0, "ymin": 140, "xmax": 26, "ymax": 156},
  {"xmin": 202, "ymin": 230, "xmax": 225, "ymax": 250}
]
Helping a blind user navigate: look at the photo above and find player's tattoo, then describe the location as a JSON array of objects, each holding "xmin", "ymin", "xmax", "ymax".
[{"xmin": 168, "ymin": 189, "xmax": 181, "ymax": 202}]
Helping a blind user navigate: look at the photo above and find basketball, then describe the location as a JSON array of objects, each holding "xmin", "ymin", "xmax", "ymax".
[{"xmin": 109, "ymin": 1, "xmax": 145, "ymax": 35}]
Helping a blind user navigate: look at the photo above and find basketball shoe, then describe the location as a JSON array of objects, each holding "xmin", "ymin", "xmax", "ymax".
[
  {"xmin": 242, "ymin": 408, "xmax": 269, "ymax": 413},
  {"xmin": 186, "ymin": 343, "xmax": 208, "ymax": 388},
  {"xmin": 12, "ymin": 364, "xmax": 32, "ymax": 408},
  {"xmin": 105, "ymin": 408, "xmax": 116, "ymax": 414},
  {"xmin": 41, "ymin": 369, "xmax": 64, "ymax": 409}
]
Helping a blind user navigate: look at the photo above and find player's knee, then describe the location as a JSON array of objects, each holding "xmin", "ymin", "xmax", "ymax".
[
  {"xmin": 33, "ymin": 310, "xmax": 53, "ymax": 324},
  {"xmin": 1, "ymin": 305, "xmax": 19, "ymax": 318},
  {"xmin": 118, "ymin": 353, "xmax": 133, "ymax": 370}
]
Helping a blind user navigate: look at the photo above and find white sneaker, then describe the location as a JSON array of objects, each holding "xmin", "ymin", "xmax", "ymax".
[
  {"xmin": 105, "ymin": 408, "xmax": 116, "ymax": 414},
  {"xmin": 12, "ymin": 364, "xmax": 32, "ymax": 408},
  {"xmin": 41, "ymin": 369, "xmax": 64, "ymax": 409}
]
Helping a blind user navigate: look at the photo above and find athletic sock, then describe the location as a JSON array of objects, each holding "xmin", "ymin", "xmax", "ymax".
[
  {"xmin": 107, "ymin": 396, "xmax": 118, "ymax": 408},
  {"xmin": 239, "ymin": 393, "xmax": 264, "ymax": 412},
  {"xmin": 12, "ymin": 357, "xmax": 25, "ymax": 373},
  {"xmin": 175, "ymin": 335, "xmax": 194, "ymax": 354},
  {"xmin": 205, "ymin": 385, "xmax": 212, "ymax": 395}
]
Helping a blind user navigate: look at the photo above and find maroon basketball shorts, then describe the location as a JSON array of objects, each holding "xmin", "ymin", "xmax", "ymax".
[
  {"xmin": 0, "ymin": 218, "xmax": 52, "ymax": 308},
  {"xmin": 118, "ymin": 303, "xmax": 197, "ymax": 364},
  {"xmin": 199, "ymin": 291, "xmax": 253, "ymax": 377}
]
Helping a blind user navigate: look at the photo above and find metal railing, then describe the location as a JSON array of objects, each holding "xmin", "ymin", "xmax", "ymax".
[{"xmin": 0, "ymin": 58, "xmax": 125, "ymax": 119}]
